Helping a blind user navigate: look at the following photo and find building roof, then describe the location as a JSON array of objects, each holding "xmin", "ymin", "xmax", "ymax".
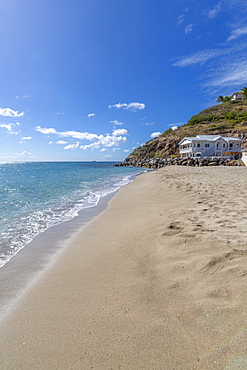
[
  {"xmin": 179, "ymin": 135, "xmax": 220, "ymax": 145},
  {"xmin": 222, "ymin": 137, "xmax": 241, "ymax": 142},
  {"xmin": 179, "ymin": 135, "xmax": 241, "ymax": 145},
  {"xmin": 196, "ymin": 135, "xmax": 221, "ymax": 141},
  {"xmin": 179, "ymin": 139, "xmax": 193, "ymax": 145}
]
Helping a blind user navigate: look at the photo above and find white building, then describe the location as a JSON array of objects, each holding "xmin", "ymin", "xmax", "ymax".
[
  {"xmin": 231, "ymin": 92, "xmax": 245, "ymax": 101},
  {"xmin": 242, "ymin": 149, "xmax": 247, "ymax": 166},
  {"xmin": 179, "ymin": 135, "xmax": 242, "ymax": 158}
]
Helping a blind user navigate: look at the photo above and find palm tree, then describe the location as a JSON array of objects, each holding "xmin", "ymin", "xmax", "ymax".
[
  {"xmin": 217, "ymin": 95, "xmax": 224, "ymax": 103},
  {"xmin": 241, "ymin": 87, "xmax": 247, "ymax": 99}
]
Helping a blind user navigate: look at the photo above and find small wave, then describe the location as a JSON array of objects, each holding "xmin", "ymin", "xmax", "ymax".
[{"xmin": 0, "ymin": 168, "xmax": 142, "ymax": 268}]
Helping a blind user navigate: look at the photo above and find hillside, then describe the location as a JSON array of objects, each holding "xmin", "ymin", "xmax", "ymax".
[{"xmin": 127, "ymin": 100, "xmax": 247, "ymax": 160}]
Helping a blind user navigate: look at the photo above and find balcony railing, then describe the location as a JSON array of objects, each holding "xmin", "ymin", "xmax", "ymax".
[{"xmin": 180, "ymin": 146, "xmax": 241, "ymax": 154}]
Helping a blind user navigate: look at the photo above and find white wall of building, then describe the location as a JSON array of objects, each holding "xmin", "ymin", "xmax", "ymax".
[{"xmin": 242, "ymin": 151, "xmax": 247, "ymax": 166}]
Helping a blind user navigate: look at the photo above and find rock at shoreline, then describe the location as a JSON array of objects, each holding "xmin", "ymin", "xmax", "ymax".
[{"xmin": 113, "ymin": 156, "xmax": 244, "ymax": 169}]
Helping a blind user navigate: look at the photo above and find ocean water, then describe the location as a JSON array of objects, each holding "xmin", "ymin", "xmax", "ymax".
[{"xmin": 0, "ymin": 162, "xmax": 145, "ymax": 268}]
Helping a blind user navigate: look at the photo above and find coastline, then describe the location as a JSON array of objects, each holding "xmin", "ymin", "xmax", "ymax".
[
  {"xmin": 1, "ymin": 167, "xmax": 247, "ymax": 369},
  {"xmin": 0, "ymin": 190, "xmax": 119, "ymax": 322}
]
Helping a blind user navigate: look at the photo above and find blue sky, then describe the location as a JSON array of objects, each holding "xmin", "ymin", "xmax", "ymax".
[{"xmin": 1, "ymin": 0, "xmax": 247, "ymax": 162}]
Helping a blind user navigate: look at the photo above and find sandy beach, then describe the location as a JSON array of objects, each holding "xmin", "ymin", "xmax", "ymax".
[{"xmin": 1, "ymin": 166, "xmax": 247, "ymax": 369}]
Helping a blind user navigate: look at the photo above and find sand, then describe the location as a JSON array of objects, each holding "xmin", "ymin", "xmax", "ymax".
[{"xmin": 0, "ymin": 166, "xmax": 247, "ymax": 369}]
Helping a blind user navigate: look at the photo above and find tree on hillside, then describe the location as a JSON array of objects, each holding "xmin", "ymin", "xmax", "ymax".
[
  {"xmin": 217, "ymin": 95, "xmax": 224, "ymax": 103},
  {"xmin": 223, "ymin": 96, "xmax": 231, "ymax": 102},
  {"xmin": 241, "ymin": 87, "xmax": 247, "ymax": 99}
]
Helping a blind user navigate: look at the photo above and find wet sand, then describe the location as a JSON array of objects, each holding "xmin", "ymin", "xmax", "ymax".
[{"xmin": 0, "ymin": 166, "xmax": 247, "ymax": 369}]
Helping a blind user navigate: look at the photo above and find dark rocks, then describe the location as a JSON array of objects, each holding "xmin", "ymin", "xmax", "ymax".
[{"xmin": 113, "ymin": 156, "xmax": 243, "ymax": 169}]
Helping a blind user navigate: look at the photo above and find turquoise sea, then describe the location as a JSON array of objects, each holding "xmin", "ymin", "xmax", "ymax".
[{"xmin": 0, "ymin": 162, "xmax": 145, "ymax": 268}]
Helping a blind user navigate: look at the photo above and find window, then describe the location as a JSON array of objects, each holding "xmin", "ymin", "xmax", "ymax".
[
  {"xmin": 223, "ymin": 144, "xmax": 225, "ymax": 147},
  {"xmin": 197, "ymin": 143, "xmax": 200, "ymax": 147},
  {"xmin": 205, "ymin": 143, "xmax": 210, "ymax": 147},
  {"xmin": 230, "ymin": 143, "xmax": 233, "ymax": 148}
]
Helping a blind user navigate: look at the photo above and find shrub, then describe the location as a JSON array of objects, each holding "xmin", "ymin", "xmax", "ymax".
[
  {"xmin": 224, "ymin": 111, "xmax": 239, "ymax": 120},
  {"xmin": 209, "ymin": 124, "xmax": 227, "ymax": 131},
  {"xmin": 162, "ymin": 128, "xmax": 172, "ymax": 135},
  {"xmin": 187, "ymin": 114, "xmax": 214, "ymax": 126}
]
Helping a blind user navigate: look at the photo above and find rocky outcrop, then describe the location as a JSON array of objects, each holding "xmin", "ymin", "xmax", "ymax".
[
  {"xmin": 127, "ymin": 100, "xmax": 247, "ymax": 162},
  {"xmin": 114, "ymin": 156, "xmax": 244, "ymax": 169}
]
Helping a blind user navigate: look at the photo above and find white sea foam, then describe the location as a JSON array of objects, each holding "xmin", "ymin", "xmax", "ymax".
[{"xmin": 0, "ymin": 163, "xmax": 144, "ymax": 268}]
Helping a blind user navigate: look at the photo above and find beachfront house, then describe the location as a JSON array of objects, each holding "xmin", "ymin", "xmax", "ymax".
[
  {"xmin": 179, "ymin": 135, "xmax": 242, "ymax": 158},
  {"xmin": 242, "ymin": 149, "xmax": 247, "ymax": 166},
  {"xmin": 231, "ymin": 92, "xmax": 245, "ymax": 101}
]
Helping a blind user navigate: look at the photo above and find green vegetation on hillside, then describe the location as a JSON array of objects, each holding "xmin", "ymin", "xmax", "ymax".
[{"xmin": 127, "ymin": 100, "xmax": 247, "ymax": 160}]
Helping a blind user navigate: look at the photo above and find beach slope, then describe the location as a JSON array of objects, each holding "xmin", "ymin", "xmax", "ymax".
[{"xmin": 1, "ymin": 167, "xmax": 247, "ymax": 369}]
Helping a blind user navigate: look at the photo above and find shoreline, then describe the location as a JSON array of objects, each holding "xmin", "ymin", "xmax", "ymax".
[
  {"xmin": 0, "ymin": 169, "xmax": 145, "ymax": 322},
  {"xmin": 0, "ymin": 189, "xmax": 120, "ymax": 322},
  {"xmin": 1, "ymin": 167, "xmax": 247, "ymax": 369}
]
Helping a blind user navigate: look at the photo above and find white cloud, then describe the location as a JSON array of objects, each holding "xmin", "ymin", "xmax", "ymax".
[
  {"xmin": 205, "ymin": 3, "xmax": 222, "ymax": 19},
  {"xmin": 81, "ymin": 135, "xmax": 127, "ymax": 150},
  {"xmin": 87, "ymin": 113, "xmax": 95, "ymax": 118},
  {"xmin": 0, "ymin": 123, "xmax": 20, "ymax": 135},
  {"xmin": 203, "ymin": 59, "xmax": 247, "ymax": 88},
  {"xmin": 104, "ymin": 155, "xmax": 112, "ymax": 159},
  {"xmin": 0, "ymin": 108, "xmax": 24, "ymax": 117},
  {"xmin": 0, "ymin": 123, "xmax": 14, "ymax": 131},
  {"xmin": 108, "ymin": 102, "xmax": 145, "ymax": 111},
  {"xmin": 19, "ymin": 136, "xmax": 32, "ymax": 143},
  {"xmin": 185, "ymin": 23, "xmax": 193, "ymax": 34},
  {"xmin": 173, "ymin": 48, "xmax": 229, "ymax": 67},
  {"xmin": 15, "ymin": 151, "xmax": 32, "ymax": 157},
  {"xmin": 36, "ymin": 126, "xmax": 57, "ymax": 135},
  {"xmin": 143, "ymin": 122, "xmax": 155, "ymax": 126},
  {"xmin": 124, "ymin": 149, "xmax": 130, "ymax": 153},
  {"xmin": 64, "ymin": 142, "xmax": 80, "ymax": 150},
  {"xmin": 177, "ymin": 14, "xmax": 185, "ymax": 26},
  {"xmin": 16, "ymin": 95, "xmax": 31, "ymax": 99},
  {"xmin": 49, "ymin": 141, "xmax": 53, "ymax": 144},
  {"xmin": 150, "ymin": 132, "xmax": 162, "ymax": 139},
  {"xmin": 227, "ymin": 26, "xmax": 247, "ymax": 42},
  {"xmin": 112, "ymin": 148, "xmax": 120, "ymax": 152},
  {"xmin": 172, "ymin": 37, "xmax": 247, "ymax": 92},
  {"xmin": 173, "ymin": 42, "xmax": 247, "ymax": 92},
  {"xmin": 36, "ymin": 126, "xmax": 128, "ymax": 151},
  {"xmin": 109, "ymin": 103, "xmax": 127, "ymax": 109},
  {"xmin": 80, "ymin": 143, "xmax": 99, "ymax": 150},
  {"xmin": 110, "ymin": 120, "xmax": 124, "ymax": 125},
  {"xmin": 223, "ymin": 0, "xmax": 247, "ymax": 11},
  {"xmin": 126, "ymin": 102, "xmax": 146, "ymax": 111},
  {"xmin": 100, "ymin": 148, "xmax": 107, "ymax": 152},
  {"xmin": 167, "ymin": 123, "xmax": 184, "ymax": 129},
  {"xmin": 61, "ymin": 131, "xmax": 98, "ymax": 140},
  {"xmin": 56, "ymin": 140, "xmax": 67, "ymax": 145},
  {"xmin": 112, "ymin": 128, "xmax": 128, "ymax": 136}
]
